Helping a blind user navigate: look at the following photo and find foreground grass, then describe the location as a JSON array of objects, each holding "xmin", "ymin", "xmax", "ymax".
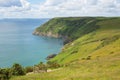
[{"xmin": 11, "ymin": 52, "xmax": 120, "ymax": 80}]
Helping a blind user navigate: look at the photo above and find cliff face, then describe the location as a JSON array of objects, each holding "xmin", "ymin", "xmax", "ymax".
[
  {"xmin": 33, "ymin": 30, "xmax": 70, "ymax": 44},
  {"xmin": 33, "ymin": 31, "xmax": 61, "ymax": 38}
]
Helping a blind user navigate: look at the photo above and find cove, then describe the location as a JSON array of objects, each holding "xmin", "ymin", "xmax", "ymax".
[{"xmin": 0, "ymin": 19, "xmax": 63, "ymax": 68}]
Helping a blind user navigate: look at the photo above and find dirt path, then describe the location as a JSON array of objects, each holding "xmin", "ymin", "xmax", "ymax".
[{"xmin": 26, "ymin": 68, "xmax": 62, "ymax": 75}]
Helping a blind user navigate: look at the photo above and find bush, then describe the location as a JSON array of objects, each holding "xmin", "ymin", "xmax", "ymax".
[
  {"xmin": 33, "ymin": 62, "xmax": 47, "ymax": 73},
  {"xmin": 0, "ymin": 68, "xmax": 11, "ymax": 80},
  {"xmin": 25, "ymin": 66, "xmax": 33, "ymax": 73},
  {"xmin": 81, "ymin": 58, "xmax": 85, "ymax": 60},
  {"xmin": 10, "ymin": 63, "xmax": 25, "ymax": 76},
  {"xmin": 38, "ymin": 62, "xmax": 47, "ymax": 71},
  {"xmin": 86, "ymin": 56, "xmax": 91, "ymax": 60},
  {"xmin": 47, "ymin": 61, "xmax": 60, "ymax": 69}
]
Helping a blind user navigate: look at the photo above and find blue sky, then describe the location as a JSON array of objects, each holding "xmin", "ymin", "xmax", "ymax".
[
  {"xmin": 0, "ymin": 0, "xmax": 120, "ymax": 18},
  {"xmin": 27, "ymin": 0, "xmax": 44, "ymax": 4}
]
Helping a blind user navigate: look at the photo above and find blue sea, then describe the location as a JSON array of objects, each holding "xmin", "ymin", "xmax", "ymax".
[{"xmin": 0, "ymin": 19, "xmax": 63, "ymax": 68}]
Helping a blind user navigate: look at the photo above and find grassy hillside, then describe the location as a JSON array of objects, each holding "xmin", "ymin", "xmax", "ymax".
[
  {"xmin": 11, "ymin": 54, "xmax": 120, "ymax": 80},
  {"xmin": 51, "ymin": 17, "xmax": 120, "ymax": 64},
  {"xmin": 34, "ymin": 17, "xmax": 100, "ymax": 43},
  {"xmin": 11, "ymin": 17, "xmax": 120, "ymax": 80}
]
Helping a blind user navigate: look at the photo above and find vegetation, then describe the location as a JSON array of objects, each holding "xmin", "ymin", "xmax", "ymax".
[
  {"xmin": 10, "ymin": 55, "xmax": 120, "ymax": 80},
  {"xmin": 0, "ymin": 68, "xmax": 11, "ymax": 80},
  {"xmin": 34, "ymin": 62, "xmax": 47, "ymax": 73},
  {"xmin": 35, "ymin": 17, "xmax": 119, "ymax": 44},
  {"xmin": 0, "ymin": 63, "xmax": 25, "ymax": 80},
  {"xmin": 47, "ymin": 61, "xmax": 61, "ymax": 69},
  {"xmin": 9, "ymin": 17, "xmax": 120, "ymax": 80},
  {"xmin": 49, "ymin": 17, "xmax": 120, "ymax": 64},
  {"xmin": 10, "ymin": 63, "xmax": 25, "ymax": 76},
  {"xmin": 25, "ymin": 66, "xmax": 33, "ymax": 73}
]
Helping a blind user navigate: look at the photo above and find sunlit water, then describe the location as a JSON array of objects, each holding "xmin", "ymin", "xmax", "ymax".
[{"xmin": 0, "ymin": 19, "xmax": 63, "ymax": 68}]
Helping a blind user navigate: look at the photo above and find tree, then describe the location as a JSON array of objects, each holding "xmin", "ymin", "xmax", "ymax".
[{"xmin": 10, "ymin": 63, "xmax": 25, "ymax": 76}]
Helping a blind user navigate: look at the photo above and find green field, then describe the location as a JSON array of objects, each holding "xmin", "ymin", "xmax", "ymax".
[{"xmin": 11, "ymin": 17, "xmax": 120, "ymax": 80}]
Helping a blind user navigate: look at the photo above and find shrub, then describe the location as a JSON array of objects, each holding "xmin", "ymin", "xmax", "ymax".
[
  {"xmin": 25, "ymin": 66, "xmax": 33, "ymax": 73},
  {"xmin": 10, "ymin": 63, "xmax": 25, "ymax": 76},
  {"xmin": 38, "ymin": 62, "xmax": 47, "ymax": 71},
  {"xmin": 0, "ymin": 68, "xmax": 11, "ymax": 80},
  {"xmin": 110, "ymin": 51, "xmax": 114, "ymax": 54},
  {"xmin": 47, "ymin": 61, "xmax": 60, "ymax": 69},
  {"xmin": 71, "ymin": 50, "xmax": 78, "ymax": 54},
  {"xmin": 33, "ymin": 62, "xmax": 47, "ymax": 73},
  {"xmin": 81, "ymin": 58, "xmax": 85, "ymax": 60},
  {"xmin": 86, "ymin": 56, "xmax": 91, "ymax": 60}
]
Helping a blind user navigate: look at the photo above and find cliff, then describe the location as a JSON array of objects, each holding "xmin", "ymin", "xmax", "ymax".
[{"xmin": 33, "ymin": 17, "xmax": 100, "ymax": 44}]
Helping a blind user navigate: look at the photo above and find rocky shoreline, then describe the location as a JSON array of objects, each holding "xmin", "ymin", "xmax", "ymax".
[
  {"xmin": 33, "ymin": 30, "xmax": 62, "ymax": 38},
  {"xmin": 33, "ymin": 30, "xmax": 71, "ymax": 44}
]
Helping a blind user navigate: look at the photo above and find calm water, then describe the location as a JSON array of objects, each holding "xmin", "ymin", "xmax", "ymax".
[{"xmin": 0, "ymin": 19, "xmax": 63, "ymax": 68}]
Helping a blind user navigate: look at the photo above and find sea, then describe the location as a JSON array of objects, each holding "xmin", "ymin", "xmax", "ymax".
[{"xmin": 0, "ymin": 18, "xmax": 63, "ymax": 68}]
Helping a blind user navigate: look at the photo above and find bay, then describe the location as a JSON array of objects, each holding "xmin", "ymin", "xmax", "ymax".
[{"xmin": 0, "ymin": 19, "xmax": 63, "ymax": 68}]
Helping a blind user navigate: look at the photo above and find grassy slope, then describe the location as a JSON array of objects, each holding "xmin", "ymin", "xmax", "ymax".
[
  {"xmin": 11, "ymin": 17, "xmax": 120, "ymax": 80},
  {"xmin": 11, "ymin": 53, "xmax": 120, "ymax": 80},
  {"xmin": 51, "ymin": 18, "xmax": 120, "ymax": 64},
  {"xmin": 35, "ymin": 17, "xmax": 100, "ymax": 43}
]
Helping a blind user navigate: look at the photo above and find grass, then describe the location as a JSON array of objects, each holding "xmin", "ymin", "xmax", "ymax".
[
  {"xmin": 11, "ymin": 52, "xmax": 120, "ymax": 80},
  {"xmin": 50, "ymin": 17, "xmax": 120, "ymax": 64}
]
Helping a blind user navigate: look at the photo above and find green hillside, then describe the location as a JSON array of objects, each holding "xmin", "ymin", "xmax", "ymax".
[
  {"xmin": 50, "ymin": 17, "xmax": 120, "ymax": 64},
  {"xmin": 11, "ymin": 17, "xmax": 120, "ymax": 80},
  {"xmin": 33, "ymin": 17, "xmax": 100, "ymax": 43}
]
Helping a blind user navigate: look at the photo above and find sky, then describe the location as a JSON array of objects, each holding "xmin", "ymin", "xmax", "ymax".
[{"xmin": 0, "ymin": 0, "xmax": 120, "ymax": 18}]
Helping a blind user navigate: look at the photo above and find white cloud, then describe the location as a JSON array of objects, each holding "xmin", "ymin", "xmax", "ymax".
[
  {"xmin": 38, "ymin": 0, "xmax": 120, "ymax": 17},
  {"xmin": 0, "ymin": 0, "xmax": 120, "ymax": 18},
  {"xmin": 44, "ymin": 0, "xmax": 64, "ymax": 6},
  {"xmin": 20, "ymin": 0, "xmax": 30, "ymax": 9}
]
